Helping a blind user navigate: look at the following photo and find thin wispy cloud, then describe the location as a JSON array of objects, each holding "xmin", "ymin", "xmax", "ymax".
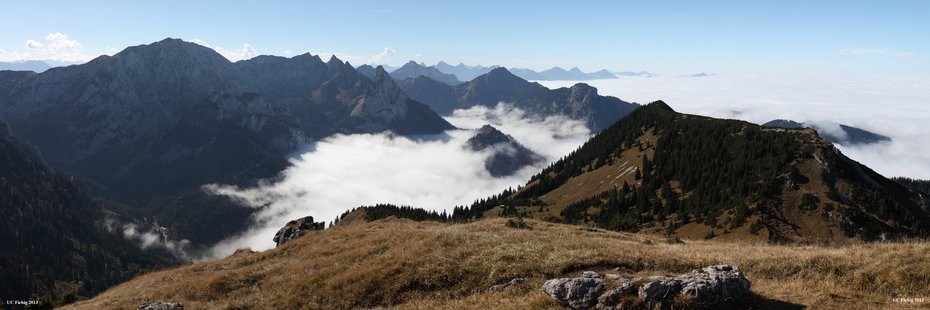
[{"xmin": 838, "ymin": 48, "xmax": 914, "ymax": 58}]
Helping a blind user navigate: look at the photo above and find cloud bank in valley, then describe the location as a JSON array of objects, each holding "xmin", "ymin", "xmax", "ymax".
[
  {"xmin": 202, "ymin": 104, "xmax": 591, "ymax": 259},
  {"xmin": 538, "ymin": 73, "xmax": 930, "ymax": 179}
]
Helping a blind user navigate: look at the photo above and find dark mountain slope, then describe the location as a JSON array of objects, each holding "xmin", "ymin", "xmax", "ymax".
[
  {"xmin": 0, "ymin": 122, "xmax": 174, "ymax": 304},
  {"xmin": 355, "ymin": 64, "xmax": 377, "ymax": 79},
  {"xmin": 399, "ymin": 68, "xmax": 638, "ymax": 132},
  {"xmin": 455, "ymin": 101, "xmax": 930, "ymax": 243},
  {"xmin": 466, "ymin": 125, "xmax": 544, "ymax": 177},
  {"xmin": 0, "ymin": 39, "xmax": 454, "ymax": 245}
]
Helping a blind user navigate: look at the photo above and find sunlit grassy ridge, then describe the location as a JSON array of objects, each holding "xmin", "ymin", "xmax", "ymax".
[{"xmin": 64, "ymin": 218, "xmax": 930, "ymax": 309}]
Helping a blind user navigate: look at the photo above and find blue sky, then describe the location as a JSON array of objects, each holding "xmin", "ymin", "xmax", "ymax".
[{"xmin": 1, "ymin": 0, "xmax": 928, "ymax": 74}]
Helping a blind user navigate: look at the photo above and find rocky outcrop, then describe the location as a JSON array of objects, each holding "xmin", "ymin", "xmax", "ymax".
[
  {"xmin": 542, "ymin": 271, "xmax": 605, "ymax": 309},
  {"xmin": 137, "ymin": 301, "xmax": 184, "ymax": 310},
  {"xmin": 541, "ymin": 265, "xmax": 751, "ymax": 309},
  {"xmin": 273, "ymin": 216, "xmax": 325, "ymax": 247}
]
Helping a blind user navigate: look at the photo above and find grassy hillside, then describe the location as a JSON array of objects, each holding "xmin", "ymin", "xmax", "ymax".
[
  {"xmin": 65, "ymin": 218, "xmax": 930, "ymax": 309},
  {"xmin": 454, "ymin": 101, "xmax": 930, "ymax": 243}
]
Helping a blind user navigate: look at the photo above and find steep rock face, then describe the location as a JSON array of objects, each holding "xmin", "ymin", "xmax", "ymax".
[
  {"xmin": 466, "ymin": 125, "xmax": 543, "ymax": 177},
  {"xmin": 351, "ymin": 67, "xmax": 411, "ymax": 130},
  {"xmin": 399, "ymin": 68, "xmax": 638, "ymax": 132},
  {"xmin": 389, "ymin": 61, "xmax": 461, "ymax": 86}
]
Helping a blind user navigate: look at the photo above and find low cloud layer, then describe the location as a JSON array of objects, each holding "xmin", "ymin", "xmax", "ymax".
[
  {"xmin": 538, "ymin": 73, "xmax": 930, "ymax": 179},
  {"xmin": 202, "ymin": 103, "xmax": 590, "ymax": 259},
  {"xmin": 104, "ymin": 218, "xmax": 192, "ymax": 260}
]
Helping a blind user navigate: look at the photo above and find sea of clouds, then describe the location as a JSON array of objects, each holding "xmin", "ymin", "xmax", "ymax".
[
  {"xmin": 198, "ymin": 72, "xmax": 929, "ymax": 259},
  {"xmin": 539, "ymin": 73, "xmax": 930, "ymax": 180},
  {"xmin": 200, "ymin": 104, "xmax": 590, "ymax": 259}
]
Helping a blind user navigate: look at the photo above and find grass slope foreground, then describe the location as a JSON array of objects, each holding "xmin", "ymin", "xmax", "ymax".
[{"xmin": 64, "ymin": 218, "xmax": 930, "ymax": 309}]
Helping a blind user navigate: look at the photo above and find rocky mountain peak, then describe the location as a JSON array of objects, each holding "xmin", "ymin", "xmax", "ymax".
[
  {"xmin": 350, "ymin": 65, "xmax": 409, "ymax": 127},
  {"xmin": 326, "ymin": 55, "xmax": 344, "ymax": 66}
]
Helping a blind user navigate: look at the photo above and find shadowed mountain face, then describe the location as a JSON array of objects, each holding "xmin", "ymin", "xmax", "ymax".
[
  {"xmin": 763, "ymin": 119, "xmax": 891, "ymax": 146},
  {"xmin": 389, "ymin": 61, "xmax": 461, "ymax": 86},
  {"xmin": 456, "ymin": 102, "xmax": 930, "ymax": 243},
  {"xmin": 466, "ymin": 125, "xmax": 544, "ymax": 177},
  {"xmin": 0, "ymin": 38, "xmax": 453, "ymax": 245},
  {"xmin": 0, "ymin": 122, "xmax": 174, "ymax": 303},
  {"xmin": 399, "ymin": 67, "xmax": 638, "ymax": 132}
]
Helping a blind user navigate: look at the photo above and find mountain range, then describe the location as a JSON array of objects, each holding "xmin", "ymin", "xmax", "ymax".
[
  {"xmin": 0, "ymin": 60, "xmax": 52, "ymax": 72},
  {"xmin": 386, "ymin": 61, "xmax": 462, "ymax": 85},
  {"xmin": 59, "ymin": 103, "xmax": 930, "ymax": 310},
  {"xmin": 398, "ymin": 67, "xmax": 639, "ymax": 132},
  {"xmin": 377, "ymin": 61, "xmax": 621, "ymax": 81},
  {"xmin": 5, "ymin": 37, "xmax": 930, "ymax": 308},
  {"xmin": 0, "ymin": 38, "xmax": 454, "ymax": 246}
]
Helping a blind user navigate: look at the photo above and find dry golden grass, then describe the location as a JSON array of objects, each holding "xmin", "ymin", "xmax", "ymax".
[{"xmin": 64, "ymin": 218, "xmax": 930, "ymax": 309}]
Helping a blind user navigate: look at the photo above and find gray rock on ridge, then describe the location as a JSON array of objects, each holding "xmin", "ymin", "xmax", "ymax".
[
  {"xmin": 542, "ymin": 265, "xmax": 751, "ymax": 309},
  {"xmin": 137, "ymin": 301, "xmax": 184, "ymax": 310},
  {"xmin": 273, "ymin": 216, "xmax": 325, "ymax": 247},
  {"xmin": 542, "ymin": 271, "xmax": 606, "ymax": 309}
]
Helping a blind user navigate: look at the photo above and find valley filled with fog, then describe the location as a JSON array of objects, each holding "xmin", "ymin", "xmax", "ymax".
[
  {"xmin": 539, "ymin": 73, "xmax": 930, "ymax": 180},
  {"xmin": 203, "ymin": 104, "xmax": 591, "ymax": 258},
  {"xmin": 201, "ymin": 73, "xmax": 930, "ymax": 258}
]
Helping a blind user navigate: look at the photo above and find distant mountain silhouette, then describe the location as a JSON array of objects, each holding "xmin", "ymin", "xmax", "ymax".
[
  {"xmin": 613, "ymin": 71, "xmax": 657, "ymax": 77},
  {"xmin": 432, "ymin": 62, "xmax": 618, "ymax": 81},
  {"xmin": 399, "ymin": 67, "xmax": 638, "ymax": 132},
  {"xmin": 762, "ymin": 119, "xmax": 890, "ymax": 146},
  {"xmin": 389, "ymin": 61, "xmax": 461, "ymax": 86},
  {"xmin": 0, "ymin": 60, "xmax": 51, "ymax": 72},
  {"xmin": 433, "ymin": 61, "xmax": 500, "ymax": 81}
]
